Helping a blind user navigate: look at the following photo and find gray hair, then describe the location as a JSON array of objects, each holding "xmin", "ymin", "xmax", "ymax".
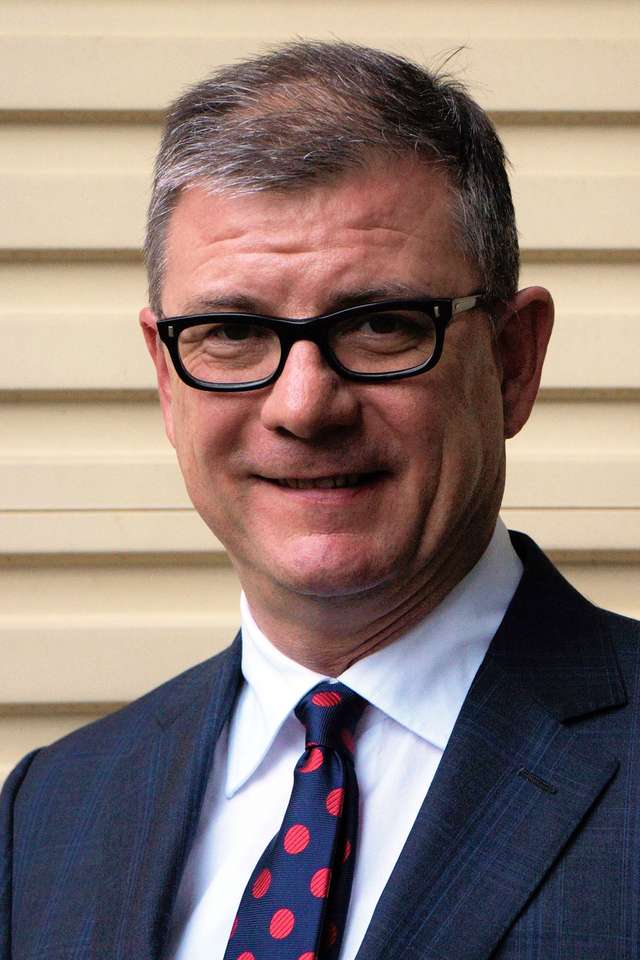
[{"xmin": 144, "ymin": 40, "xmax": 519, "ymax": 316}]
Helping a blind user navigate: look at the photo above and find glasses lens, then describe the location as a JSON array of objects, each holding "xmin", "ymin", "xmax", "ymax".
[
  {"xmin": 329, "ymin": 307, "xmax": 437, "ymax": 374},
  {"xmin": 177, "ymin": 321, "xmax": 280, "ymax": 385}
]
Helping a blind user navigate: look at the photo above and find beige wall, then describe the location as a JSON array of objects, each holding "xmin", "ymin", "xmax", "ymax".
[{"xmin": 2, "ymin": 1, "xmax": 639, "ymax": 785}]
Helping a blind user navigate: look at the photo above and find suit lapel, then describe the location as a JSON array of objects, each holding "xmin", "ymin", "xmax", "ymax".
[
  {"xmin": 356, "ymin": 534, "xmax": 626, "ymax": 960},
  {"xmin": 93, "ymin": 635, "xmax": 242, "ymax": 960}
]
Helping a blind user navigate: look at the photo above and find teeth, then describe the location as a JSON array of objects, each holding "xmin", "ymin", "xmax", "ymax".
[{"xmin": 276, "ymin": 474, "xmax": 364, "ymax": 489}]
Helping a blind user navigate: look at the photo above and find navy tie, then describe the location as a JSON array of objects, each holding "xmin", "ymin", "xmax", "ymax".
[{"xmin": 224, "ymin": 681, "xmax": 367, "ymax": 959}]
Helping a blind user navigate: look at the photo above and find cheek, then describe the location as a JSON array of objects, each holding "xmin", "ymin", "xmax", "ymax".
[
  {"xmin": 374, "ymin": 384, "xmax": 448, "ymax": 502},
  {"xmin": 470, "ymin": 353, "xmax": 505, "ymax": 450},
  {"xmin": 451, "ymin": 358, "xmax": 506, "ymax": 499},
  {"xmin": 447, "ymin": 329, "xmax": 504, "ymax": 429},
  {"xmin": 407, "ymin": 341, "xmax": 504, "ymax": 489},
  {"xmin": 170, "ymin": 390, "xmax": 245, "ymax": 494}
]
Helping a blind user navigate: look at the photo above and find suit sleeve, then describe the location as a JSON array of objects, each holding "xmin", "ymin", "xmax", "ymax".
[{"xmin": 0, "ymin": 751, "xmax": 40, "ymax": 959}]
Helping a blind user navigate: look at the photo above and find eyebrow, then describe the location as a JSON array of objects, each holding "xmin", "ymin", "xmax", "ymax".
[
  {"xmin": 324, "ymin": 284, "xmax": 428, "ymax": 311},
  {"xmin": 177, "ymin": 283, "xmax": 429, "ymax": 318},
  {"xmin": 178, "ymin": 294, "xmax": 263, "ymax": 315}
]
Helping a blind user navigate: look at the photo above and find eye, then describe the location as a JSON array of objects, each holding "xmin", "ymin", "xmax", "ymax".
[
  {"xmin": 359, "ymin": 313, "xmax": 420, "ymax": 335},
  {"xmin": 213, "ymin": 322, "xmax": 267, "ymax": 342},
  {"xmin": 213, "ymin": 324, "xmax": 253, "ymax": 341},
  {"xmin": 332, "ymin": 309, "xmax": 435, "ymax": 345},
  {"xmin": 180, "ymin": 322, "xmax": 270, "ymax": 345}
]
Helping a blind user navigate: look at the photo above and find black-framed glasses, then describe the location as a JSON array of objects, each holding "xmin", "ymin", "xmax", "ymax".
[{"xmin": 156, "ymin": 295, "xmax": 486, "ymax": 392}]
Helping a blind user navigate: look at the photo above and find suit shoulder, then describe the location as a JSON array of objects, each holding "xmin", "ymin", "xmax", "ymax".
[
  {"xmin": 596, "ymin": 604, "xmax": 639, "ymax": 632},
  {"xmin": 597, "ymin": 604, "xmax": 640, "ymax": 662}
]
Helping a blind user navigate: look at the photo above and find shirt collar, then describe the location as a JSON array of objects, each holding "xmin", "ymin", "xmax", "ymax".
[{"xmin": 226, "ymin": 519, "xmax": 522, "ymax": 797}]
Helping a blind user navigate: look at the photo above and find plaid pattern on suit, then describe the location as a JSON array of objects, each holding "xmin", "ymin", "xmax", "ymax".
[{"xmin": 2, "ymin": 532, "xmax": 639, "ymax": 959}]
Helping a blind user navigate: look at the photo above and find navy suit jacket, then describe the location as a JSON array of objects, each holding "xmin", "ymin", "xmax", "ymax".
[{"xmin": 2, "ymin": 532, "xmax": 639, "ymax": 959}]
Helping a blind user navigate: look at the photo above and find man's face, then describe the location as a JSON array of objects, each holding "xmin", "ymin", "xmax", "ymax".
[{"xmin": 142, "ymin": 160, "xmax": 530, "ymax": 610}]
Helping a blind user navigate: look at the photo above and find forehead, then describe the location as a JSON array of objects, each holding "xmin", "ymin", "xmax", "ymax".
[{"xmin": 161, "ymin": 159, "xmax": 475, "ymax": 315}]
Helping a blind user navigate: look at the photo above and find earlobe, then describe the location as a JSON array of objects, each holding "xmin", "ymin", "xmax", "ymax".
[
  {"xmin": 497, "ymin": 287, "xmax": 554, "ymax": 439},
  {"xmin": 139, "ymin": 306, "xmax": 177, "ymax": 447}
]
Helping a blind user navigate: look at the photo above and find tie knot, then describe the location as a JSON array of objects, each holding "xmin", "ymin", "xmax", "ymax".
[{"xmin": 295, "ymin": 681, "xmax": 367, "ymax": 755}]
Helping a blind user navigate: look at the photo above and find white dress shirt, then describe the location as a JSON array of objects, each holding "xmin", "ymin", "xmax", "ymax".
[{"xmin": 167, "ymin": 519, "xmax": 522, "ymax": 959}]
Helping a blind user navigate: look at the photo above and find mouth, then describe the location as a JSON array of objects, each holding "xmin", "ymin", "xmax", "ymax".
[{"xmin": 261, "ymin": 472, "xmax": 382, "ymax": 490}]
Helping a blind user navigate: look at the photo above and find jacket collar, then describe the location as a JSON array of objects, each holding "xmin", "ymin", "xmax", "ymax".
[{"xmin": 488, "ymin": 531, "xmax": 626, "ymax": 720}]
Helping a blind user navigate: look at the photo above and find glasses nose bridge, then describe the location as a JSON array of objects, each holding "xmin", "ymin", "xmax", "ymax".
[{"xmin": 275, "ymin": 315, "xmax": 334, "ymax": 378}]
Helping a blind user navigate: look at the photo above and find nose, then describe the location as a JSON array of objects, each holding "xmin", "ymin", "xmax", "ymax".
[{"xmin": 259, "ymin": 340, "xmax": 360, "ymax": 439}]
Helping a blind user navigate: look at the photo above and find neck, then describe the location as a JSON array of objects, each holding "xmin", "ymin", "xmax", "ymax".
[{"xmin": 240, "ymin": 514, "xmax": 499, "ymax": 676}]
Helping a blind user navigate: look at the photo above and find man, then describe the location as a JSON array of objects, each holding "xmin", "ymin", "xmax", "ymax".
[{"xmin": 1, "ymin": 41, "xmax": 638, "ymax": 960}]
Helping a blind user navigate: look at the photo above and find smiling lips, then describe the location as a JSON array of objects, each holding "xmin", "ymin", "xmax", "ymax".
[{"xmin": 267, "ymin": 473, "xmax": 378, "ymax": 490}]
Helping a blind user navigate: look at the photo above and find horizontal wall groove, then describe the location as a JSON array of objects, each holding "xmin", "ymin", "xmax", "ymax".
[
  {"xmin": 3, "ymin": 110, "xmax": 640, "ymax": 126},
  {"xmin": 4, "ymin": 506, "xmax": 633, "ymax": 512},
  {"xmin": 0, "ymin": 249, "xmax": 143, "ymax": 263},
  {"xmin": 548, "ymin": 550, "xmax": 640, "ymax": 565},
  {"xmin": 520, "ymin": 250, "xmax": 640, "ymax": 263},
  {"xmin": 490, "ymin": 110, "xmax": 640, "ymax": 126},
  {"xmin": 3, "ymin": 551, "xmax": 638, "ymax": 568},
  {"xmin": 537, "ymin": 389, "xmax": 640, "ymax": 403},
  {"xmin": 503, "ymin": 507, "xmax": 640, "ymax": 513},
  {"xmin": 0, "ymin": 552, "xmax": 228, "ymax": 568},
  {"xmin": 2, "ymin": 388, "xmax": 637, "ymax": 403},
  {"xmin": 1, "ymin": 507, "xmax": 199, "ymax": 515},
  {"xmin": 0, "ymin": 109, "xmax": 165, "ymax": 124},
  {"xmin": 4, "ymin": 250, "xmax": 639, "ymax": 264},
  {"xmin": 1, "ymin": 550, "xmax": 638, "ymax": 567},
  {"xmin": 2, "ymin": 390, "xmax": 635, "ymax": 406},
  {"xmin": 5, "ymin": 390, "xmax": 628, "ymax": 405},
  {"xmin": 0, "ymin": 703, "xmax": 122, "ymax": 717},
  {"xmin": 0, "ymin": 390, "xmax": 158, "ymax": 403}
]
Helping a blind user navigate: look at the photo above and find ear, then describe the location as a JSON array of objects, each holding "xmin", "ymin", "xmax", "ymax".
[
  {"xmin": 139, "ymin": 306, "xmax": 177, "ymax": 447},
  {"xmin": 495, "ymin": 287, "xmax": 554, "ymax": 439}
]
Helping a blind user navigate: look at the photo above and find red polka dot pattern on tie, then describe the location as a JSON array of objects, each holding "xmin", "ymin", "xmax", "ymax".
[
  {"xmin": 252, "ymin": 868, "xmax": 272, "ymax": 899},
  {"xmin": 325, "ymin": 787, "xmax": 344, "ymax": 816},
  {"xmin": 310, "ymin": 867, "xmax": 331, "ymax": 898},
  {"xmin": 311, "ymin": 690, "xmax": 342, "ymax": 707},
  {"xmin": 299, "ymin": 747, "xmax": 323, "ymax": 774},
  {"xmin": 223, "ymin": 680, "xmax": 367, "ymax": 960},
  {"xmin": 284, "ymin": 824, "xmax": 311, "ymax": 854},
  {"xmin": 270, "ymin": 907, "xmax": 296, "ymax": 939}
]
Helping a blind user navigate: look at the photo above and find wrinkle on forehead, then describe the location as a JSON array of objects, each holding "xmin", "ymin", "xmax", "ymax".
[{"xmin": 199, "ymin": 226, "xmax": 424, "ymax": 259}]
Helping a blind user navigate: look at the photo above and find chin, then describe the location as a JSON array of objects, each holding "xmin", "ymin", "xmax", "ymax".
[{"xmin": 263, "ymin": 536, "xmax": 401, "ymax": 600}]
